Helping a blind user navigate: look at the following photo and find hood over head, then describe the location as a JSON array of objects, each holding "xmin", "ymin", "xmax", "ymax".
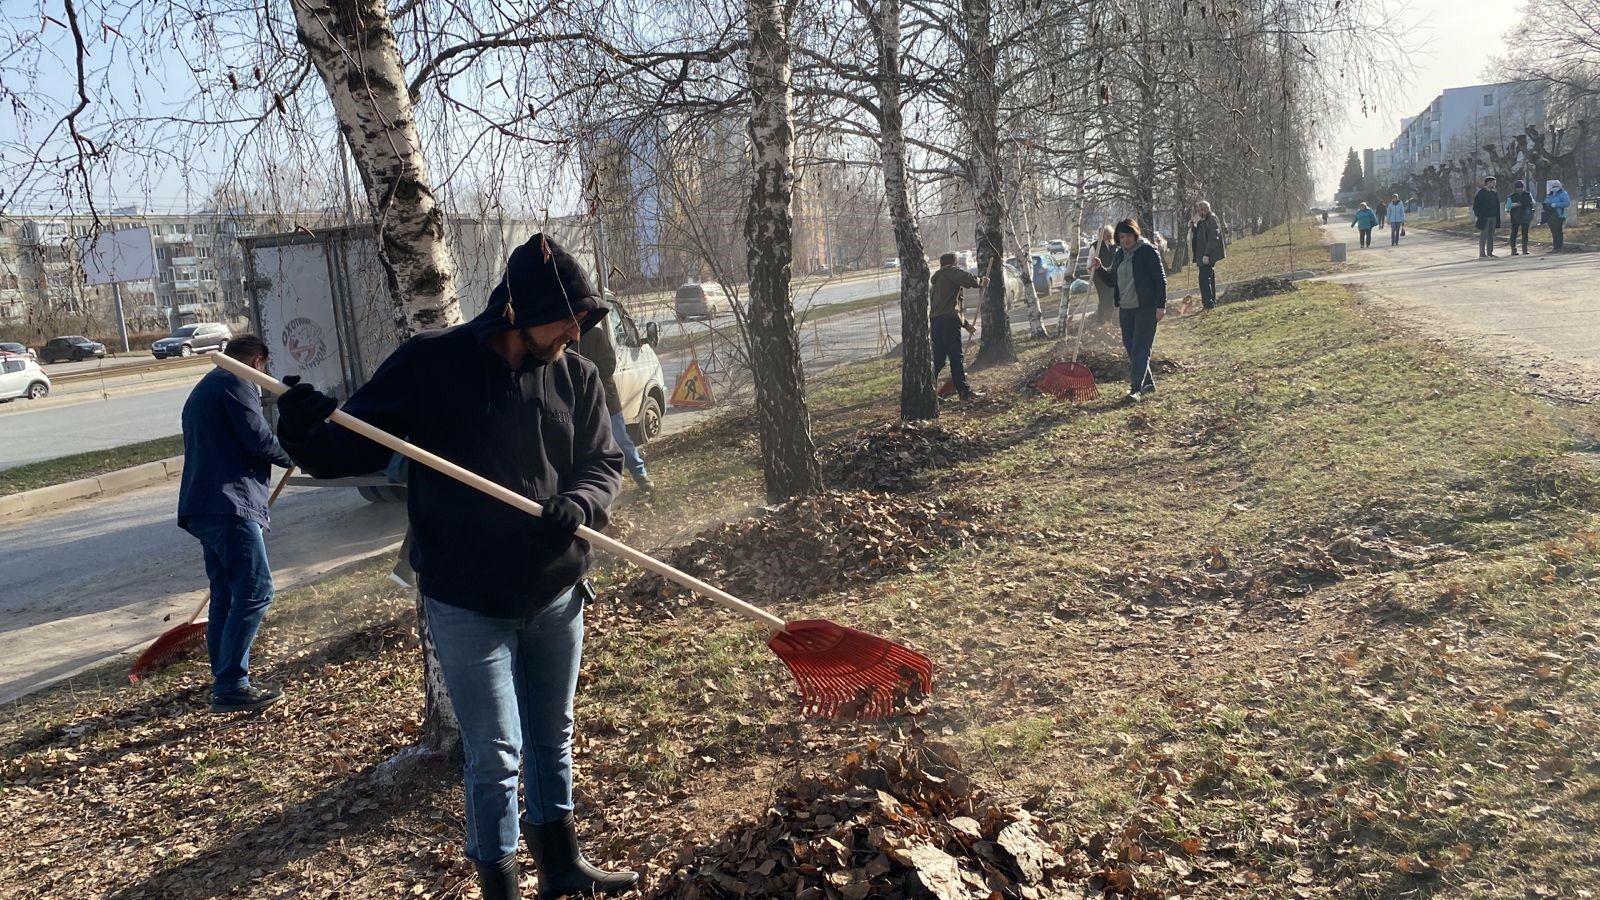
[
  {"xmin": 1550, "ymin": 180, "xmax": 1564, "ymax": 192},
  {"xmin": 471, "ymin": 233, "xmax": 608, "ymax": 341}
]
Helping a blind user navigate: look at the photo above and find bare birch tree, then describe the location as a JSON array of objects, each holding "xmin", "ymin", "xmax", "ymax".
[{"xmin": 745, "ymin": 0, "xmax": 823, "ymax": 501}]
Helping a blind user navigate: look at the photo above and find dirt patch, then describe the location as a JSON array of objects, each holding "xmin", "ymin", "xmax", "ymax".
[
  {"xmin": 620, "ymin": 491, "xmax": 1000, "ymax": 608},
  {"xmin": 1220, "ymin": 276, "xmax": 1298, "ymax": 304},
  {"xmin": 822, "ymin": 421, "xmax": 999, "ymax": 493},
  {"xmin": 649, "ymin": 737, "xmax": 1138, "ymax": 899}
]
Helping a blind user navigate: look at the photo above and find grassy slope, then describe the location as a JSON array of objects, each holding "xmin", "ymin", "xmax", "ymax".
[
  {"xmin": 1165, "ymin": 220, "xmax": 1333, "ymax": 294},
  {"xmin": 3, "ymin": 283, "xmax": 1599, "ymax": 898},
  {"xmin": 0, "ymin": 434, "xmax": 184, "ymax": 496}
]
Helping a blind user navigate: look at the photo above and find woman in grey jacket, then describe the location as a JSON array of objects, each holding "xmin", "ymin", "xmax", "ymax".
[{"xmin": 1091, "ymin": 218, "xmax": 1168, "ymax": 402}]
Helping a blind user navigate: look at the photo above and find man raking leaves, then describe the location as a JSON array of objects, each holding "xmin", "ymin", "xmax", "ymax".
[{"xmin": 255, "ymin": 234, "xmax": 933, "ymax": 900}]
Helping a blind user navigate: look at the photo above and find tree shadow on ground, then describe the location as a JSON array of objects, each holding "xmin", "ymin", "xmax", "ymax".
[
  {"xmin": 2, "ymin": 614, "xmax": 411, "ymax": 783},
  {"xmin": 103, "ymin": 752, "xmax": 456, "ymax": 900}
]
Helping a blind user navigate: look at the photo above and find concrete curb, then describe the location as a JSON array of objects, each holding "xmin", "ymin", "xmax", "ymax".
[{"xmin": 0, "ymin": 455, "xmax": 183, "ymax": 519}]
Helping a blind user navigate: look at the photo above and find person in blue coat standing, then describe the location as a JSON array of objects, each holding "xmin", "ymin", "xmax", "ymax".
[
  {"xmin": 1350, "ymin": 202, "xmax": 1379, "ymax": 248},
  {"xmin": 177, "ymin": 334, "xmax": 295, "ymax": 713},
  {"xmin": 1543, "ymin": 180, "xmax": 1572, "ymax": 252}
]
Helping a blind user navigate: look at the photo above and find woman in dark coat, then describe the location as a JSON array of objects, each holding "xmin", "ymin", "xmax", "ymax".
[{"xmin": 1091, "ymin": 218, "xmax": 1168, "ymax": 402}]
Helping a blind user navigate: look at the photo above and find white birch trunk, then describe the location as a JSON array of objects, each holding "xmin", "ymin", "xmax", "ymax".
[
  {"xmin": 292, "ymin": 0, "xmax": 460, "ymax": 755},
  {"xmin": 292, "ymin": 0, "xmax": 461, "ymax": 336},
  {"xmin": 745, "ymin": 0, "xmax": 823, "ymax": 501}
]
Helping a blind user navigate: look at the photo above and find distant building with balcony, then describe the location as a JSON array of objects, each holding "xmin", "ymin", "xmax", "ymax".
[{"xmin": 1387, "ymin": 81, "xmax": 1546, "ymax": 181}]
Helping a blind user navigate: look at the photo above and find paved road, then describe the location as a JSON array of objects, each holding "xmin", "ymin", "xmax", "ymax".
[
  {"xmin": 0, "ymin": 383, "xmax": 194, "ymax": 470},
  {"xmin": 1320, "ymin": 218, "xmax": 1600, "ymax": 393}
]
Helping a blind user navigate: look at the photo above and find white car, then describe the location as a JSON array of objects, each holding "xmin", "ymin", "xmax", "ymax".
[
  {"xmin": 1045, "ymin": 239, "xmax": 1068, "ymax": 255},
  {"xmin": 0, "ymin": 355, "xmax": 51, "ymax": 401},
  {"xmin": 884, "ymin": 257, "xmax": 900, "ymax": 268}
]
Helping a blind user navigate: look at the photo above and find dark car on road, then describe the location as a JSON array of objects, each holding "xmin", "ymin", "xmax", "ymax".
[
  {"xmin": 41, "ymin": 335, "xmax": 107, "ymax": 363},
  {"xmin": 152, "ymin": 322, "xmax": 232, "ymax": 358}
]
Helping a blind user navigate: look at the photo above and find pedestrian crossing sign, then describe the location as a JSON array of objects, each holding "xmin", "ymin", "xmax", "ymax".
[{"xmin": 670, "ymin": 359, "xmax": 715, "ymax": 409}]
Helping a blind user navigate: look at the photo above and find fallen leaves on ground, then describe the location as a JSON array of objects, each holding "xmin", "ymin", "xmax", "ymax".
[
  {"xmin": 650, "ymin": 734, "xmax": 1162, "ymax": 899},
  {"xmin": 1220, "ymin": 277, "xmax": 1298, "ymax": 303},
  {"xmin": 620, "ymin": 490, "xmax": 1001, "ymax": 607},
  {"xmin": 822, "ymin": 421, "xmax": 999, "ymax": 493}
]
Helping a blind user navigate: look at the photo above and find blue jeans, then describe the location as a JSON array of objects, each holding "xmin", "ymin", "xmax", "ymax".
[
  {"xmin": 611, "ymin": 411, "xmax": 647, "ymax": 480},
  {"xmin": 183, "ymin": 515, "xmax": 274, "ymax": 697},
  {"xmin": 1118, "ymin": 306, "xmax": 1160, "ymax": 394},
  {"xmin": 425, "ymin": 590, "xmax": 584, "ymax": 863}
]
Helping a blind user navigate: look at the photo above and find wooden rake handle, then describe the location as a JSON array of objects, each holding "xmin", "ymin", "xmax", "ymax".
[{"xmin": 211, "ymin": 353, "xmax": 788, "ymax": 632}]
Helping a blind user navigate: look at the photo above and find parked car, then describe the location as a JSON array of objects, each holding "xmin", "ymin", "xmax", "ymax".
[
  {"xmin": 40, "ymin": 335, "xmax": 107, "ymax": 363},
  {"xmin": 598, "ymin": 296, "xmax": 668, "ymax": 445},
  {"xmin": 152, "ymin": 322, "xmax": 232, "ymax": 359},
  {"xmin": 674, "ymin": 282, "xmax": 733, "ymax": 320},
  {"xmin": 0, "ymin": 341, "xmax": 36, "ymax": 360},
  {"xmin": 1045, "ymin": 238, "xmax": 1068, "ymax": 255},
  {"xmin": 0, "ymin": 355, "xmax": 50, "ymax": 401},
  {"xmin": 883, "ymin": 257, "xmax": 901, "ymax": 268}
]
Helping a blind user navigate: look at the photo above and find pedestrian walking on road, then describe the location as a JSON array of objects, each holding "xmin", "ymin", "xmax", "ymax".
[
  {"xmin": 929, "ymin": 252, "xmax": 986, "ymax": 401},
  {"xmin": 273, "ymin": 234, "xmax": 634, "ymax": 900},
  {"xmin": 1322, "ymin": 210, "xmax": 1329, "ymax": 225},
  {"xmin": 177, "ymin": 334, "xmax": 294, "ymax": 714},
  {"xmin": 1190, "ymin": 200, "xmax": 1226, "ymax": 310},
  {"xmin": 1473, "ymin": 176, "xmax": 1501, "ymax": 258},
  {"xmin": 1375, "ymin": 200, "xmax": 1387, "ymax": 228},
  {"xmin": 1385, "ymin": 194, "xmax": 1406, "ymax": 246},
  {"xmin": 1091, "ymin": 218, "xmax": 1167, "ymax": 403},
  {"xmin": 1543, "ymin": 180, "xmax": 1572, "ymax": 252},
  {"xmin": 578, "ymin": 313, "xmax": 653, "ymax": 493},
  {"xmin": 1507, "ymin": 180, "xmax": 1535, "ymax": 256},
  {"xmin": 1350, "ymin": 203, "xmax": 1378, "ymax": 248}
]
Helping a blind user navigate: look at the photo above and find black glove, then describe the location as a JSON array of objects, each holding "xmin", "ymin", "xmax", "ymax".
[
  {"xmin": 276, "ymin": 375, "xmax": 337, "ymax": 442},
  {"xmin": 539, "ymin": 495, "xmax": 585, "ymax": 536}
]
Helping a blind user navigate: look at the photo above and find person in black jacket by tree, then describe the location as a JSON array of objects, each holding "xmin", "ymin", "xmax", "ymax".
[
  {"xmin": 1473, "ymin": 176, "xmax": 1501, "ymax": 258},
  {"xmin": 274, "ymin": 234, "xmax": 631, "ymax": 900},
  {"xmin": 1092, "ymin": 218, "xmax": 1168, "ymax": 403}
]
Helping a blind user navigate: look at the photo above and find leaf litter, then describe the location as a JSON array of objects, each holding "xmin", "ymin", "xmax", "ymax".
[{"xmin": 620, "ymin": 490, "xmax": 1000, "ymax": 608}]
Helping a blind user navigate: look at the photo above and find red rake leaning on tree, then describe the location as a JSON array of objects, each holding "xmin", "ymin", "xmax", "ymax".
[{"xmin": 272, "ymin": 234, "xmax": 635, "ymax": 900}]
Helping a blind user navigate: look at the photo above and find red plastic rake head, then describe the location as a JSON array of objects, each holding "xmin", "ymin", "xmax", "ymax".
[
  {"xmin": 1035, "ymin": 361, "xmax": 1098, "ymax": 401},
  {"xmin": 127, "ymin": 620, "xmax": 208, "ymax": 683},
  {"xmin": 767, "ymin": 619, "xmax": 934, "ymax": 719}
]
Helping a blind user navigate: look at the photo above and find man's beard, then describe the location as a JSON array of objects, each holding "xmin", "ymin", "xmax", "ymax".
[{"xmin": 521, "ymin": 330, "xmax": 570, "ymax": 362}]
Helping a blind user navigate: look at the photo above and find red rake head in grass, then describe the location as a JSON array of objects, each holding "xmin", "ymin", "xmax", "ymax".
[
  {"xmin": 767, "ymin": 620, "xmax": 934, "ymax": 719},
  {"xmin": 1035, "ymin": 361, "xmax": 1098, "ymax": 401},
  {"xmin": 127, "ymin": 620, "xmax": 208, "ymax": 684}
]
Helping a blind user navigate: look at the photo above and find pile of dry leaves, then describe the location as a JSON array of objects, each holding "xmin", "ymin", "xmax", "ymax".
[
  {"xmin": 650, "ymin": 736, "xmax": 1129, "ymax": 900},
  {"xmin": 822, "ymin": 422, "xmax": 997, "ymax": 493},
  {"xmin": 1220, "ymin": 277, "xmax": 1298, "ymax": 304},
  {"xmin": 618, "ymin": 491, "xmax": 999, "ymax": 607},
  {"xmin": 1102, "ymin": 525, "xmax": 1459, "ymax": 608}
]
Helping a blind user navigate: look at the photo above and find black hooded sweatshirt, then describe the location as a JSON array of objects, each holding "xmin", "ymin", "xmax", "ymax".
[{"xmin": 279, "ymin": 234, "xmax": 623, "ymax": 616}]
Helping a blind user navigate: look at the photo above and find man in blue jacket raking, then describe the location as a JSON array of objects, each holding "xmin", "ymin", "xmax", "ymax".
[{"xmin": 177, "ymin": 334, "xmax": 295, "ymax": 714}]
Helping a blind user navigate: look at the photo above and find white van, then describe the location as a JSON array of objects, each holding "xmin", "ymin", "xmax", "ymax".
[
  {"xmin": 674, "ymin": 282, "xmax": 731, "ymax": 320},
  {"xmin": 602, "ymin": 297, "xmax": 668, "ymax": 444}
]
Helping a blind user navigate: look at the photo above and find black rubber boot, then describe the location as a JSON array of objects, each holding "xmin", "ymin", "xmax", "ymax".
[
  {"xmin": 475, "ymin": 853, "xmax": 522, "ymax": 900},
  {"xmin": 522, "ymin": 815, "xmax": 638, "ymax": 898}
]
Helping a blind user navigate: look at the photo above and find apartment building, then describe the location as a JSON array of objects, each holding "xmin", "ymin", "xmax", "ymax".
[{"xmin": 1388, "ymin": 81, "xmax": 1546, "ymax": 180}]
